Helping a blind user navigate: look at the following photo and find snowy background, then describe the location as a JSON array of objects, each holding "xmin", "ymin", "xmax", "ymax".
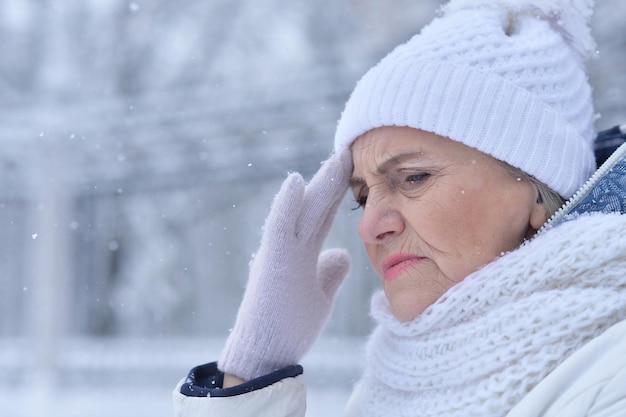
[{"xmin": 0, "ymin": 1, "xmax": 623, "ymax": 416}]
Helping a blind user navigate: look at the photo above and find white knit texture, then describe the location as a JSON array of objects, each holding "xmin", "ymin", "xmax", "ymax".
[
  {"xmin": 444, "ymin": 0, "xmax": 595, "ymax": 59},
  {"xmin": 360, "ymin": 213, "xmax": 626, "ymax": 417},
  {"xmin": 335, "ymin": 0, "xmax": 596, "ymax": 198}
]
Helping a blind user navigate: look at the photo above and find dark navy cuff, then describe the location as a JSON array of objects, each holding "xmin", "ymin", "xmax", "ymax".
[{"xmin": 179, "ymin": 362, "xmax": 304, "ymax": 397}]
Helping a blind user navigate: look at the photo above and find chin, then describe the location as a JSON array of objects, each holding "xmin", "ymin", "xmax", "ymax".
[
  {"xmin": 386, "ymin": 288, "xmax": 433, "ymax": 322},
  {"xmin": 390, "ymin": 303, "xmax": 425, "ymax": 322}
]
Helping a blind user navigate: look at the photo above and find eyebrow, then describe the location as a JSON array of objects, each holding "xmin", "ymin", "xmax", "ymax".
[{"xmin": 349, "ymin": 151, "xmax": 426, "ymax": 188}]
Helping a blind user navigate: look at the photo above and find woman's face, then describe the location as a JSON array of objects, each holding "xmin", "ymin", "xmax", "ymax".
[{"xmin": 350, "ymin": 127, "xmax": 547, "ymax": 321}]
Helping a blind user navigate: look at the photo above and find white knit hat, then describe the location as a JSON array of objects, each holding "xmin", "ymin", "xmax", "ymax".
[{"xmin": 335, "ymin": 0, "xmax": 597, "ymax": 198}]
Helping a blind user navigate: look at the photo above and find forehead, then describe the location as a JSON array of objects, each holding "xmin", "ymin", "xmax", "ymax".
[
  {"xmin": 350, "ymin": 126, "xmax": 512, "ymax": 180},
  {"xmin": 351, "ymin": 127, "xmax": 459, "ymax": 168}
]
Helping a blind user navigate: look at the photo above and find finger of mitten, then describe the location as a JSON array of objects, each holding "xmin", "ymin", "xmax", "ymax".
[
  {"xmin": 315, "ymin": 150, "xmax": 354, "ymax": 234},
  {"xmin": 298, "ymin": 150, "xmax": 353, "ymax": 239},
  {"xmin": 261, "ymin": 172, "xmax": 306, "ymax": 244},
  {"xmin": 317, "ymin": 248, "xmax": 351, "ymax": 298}
]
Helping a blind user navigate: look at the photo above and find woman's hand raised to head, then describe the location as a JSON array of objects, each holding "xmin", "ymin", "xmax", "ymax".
[{"xmin": 218, "ymin": 150, "xmax": 353, "ymax": 384}]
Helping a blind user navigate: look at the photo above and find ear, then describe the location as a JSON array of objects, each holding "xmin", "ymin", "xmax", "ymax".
[{"xmin": 529, "ymin": 193, "xmax": 548, "ymax": 230}]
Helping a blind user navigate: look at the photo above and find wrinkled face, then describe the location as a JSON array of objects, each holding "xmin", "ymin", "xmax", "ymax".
[{"xmin": 350, "ymin": 127, "xmax": 547, "ymax": 322}]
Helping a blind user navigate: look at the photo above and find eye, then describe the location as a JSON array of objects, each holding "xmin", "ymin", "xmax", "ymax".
[
  {"xmin": 405, "ymin": 172, "xmax": 429, "ymax": 183},
  {"xmin": 352, "ymin": 197, "xmax": 367, "ymax": 210},
  {"xmin": 351, "ymin": 187, "xmax": 368, "ymax": 210},
  {"xmin": 393, "ymin": 171, "xmax": 431, "ymax": 194}
]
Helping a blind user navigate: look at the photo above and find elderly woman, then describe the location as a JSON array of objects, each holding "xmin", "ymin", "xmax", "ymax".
[{"xmin": 174, "ymin": 0, "xmax": 626, "ymax": 415}]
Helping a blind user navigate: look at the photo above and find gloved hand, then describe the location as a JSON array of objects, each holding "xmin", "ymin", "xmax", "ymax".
[{"xmin": 218, "ymin": 150, "xmax": 352, "ymax": 381}]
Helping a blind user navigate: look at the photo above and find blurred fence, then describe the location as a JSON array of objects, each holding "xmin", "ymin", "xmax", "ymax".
[{"xmin": 0, "ymin": 70, "xmax": 377, "ymax": 412}]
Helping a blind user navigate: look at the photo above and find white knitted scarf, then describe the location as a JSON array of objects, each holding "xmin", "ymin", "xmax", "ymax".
[{"xmin": 361, "ymin": 213, "xmax": 626, "ymax": 417}]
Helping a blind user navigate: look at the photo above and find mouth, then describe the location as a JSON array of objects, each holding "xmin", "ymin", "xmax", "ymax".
[{"xmin": 381, "ymin": 253, "xmax": 424, "ymax": 282}]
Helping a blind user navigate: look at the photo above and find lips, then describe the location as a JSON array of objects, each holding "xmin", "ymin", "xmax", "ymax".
[{"xmin": 381, "ymin": 253, "xmax": 424, "ymax": 282}]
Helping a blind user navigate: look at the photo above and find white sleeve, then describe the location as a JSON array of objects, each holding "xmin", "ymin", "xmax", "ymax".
[{"xmin": 173, "ymin": 375, "xmax": 307, "ymax": 417}]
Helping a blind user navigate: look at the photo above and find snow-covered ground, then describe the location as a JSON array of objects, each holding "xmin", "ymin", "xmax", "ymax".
[
  {"xmin": 0, "ymin": 384, "xmax": 354, "ymax": 417},
  {"xmin": 0, "ymin": 337, "xmax": 363, "ymax": 417}
]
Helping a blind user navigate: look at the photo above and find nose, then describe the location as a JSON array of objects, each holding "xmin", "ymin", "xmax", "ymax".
[{"xmin": 357, "ymin": 191, "xmax": 404, "ymax": 244}]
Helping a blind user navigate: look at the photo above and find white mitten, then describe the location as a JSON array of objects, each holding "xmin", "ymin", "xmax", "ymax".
[{"xmin": 218, "ymin": 150, "xmax": 352, "ymax": 381}]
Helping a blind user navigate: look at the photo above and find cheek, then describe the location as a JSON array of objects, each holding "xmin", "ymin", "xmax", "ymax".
[
  {"xmin": 453, "ymin": 182, "xmax": 532, "ymax": 258},
  {"xmin": 415, "ymin": 181, "xmax": 508, "ymax": 263},
  {"xmin": 412, "ymin": 189, "xmax": 470, "ymax": 244}
]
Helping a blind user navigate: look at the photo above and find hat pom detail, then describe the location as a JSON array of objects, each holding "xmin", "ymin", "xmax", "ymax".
[{"xmin": 443, "ymin": 0, "xmax": 596, "ymax": 60}]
